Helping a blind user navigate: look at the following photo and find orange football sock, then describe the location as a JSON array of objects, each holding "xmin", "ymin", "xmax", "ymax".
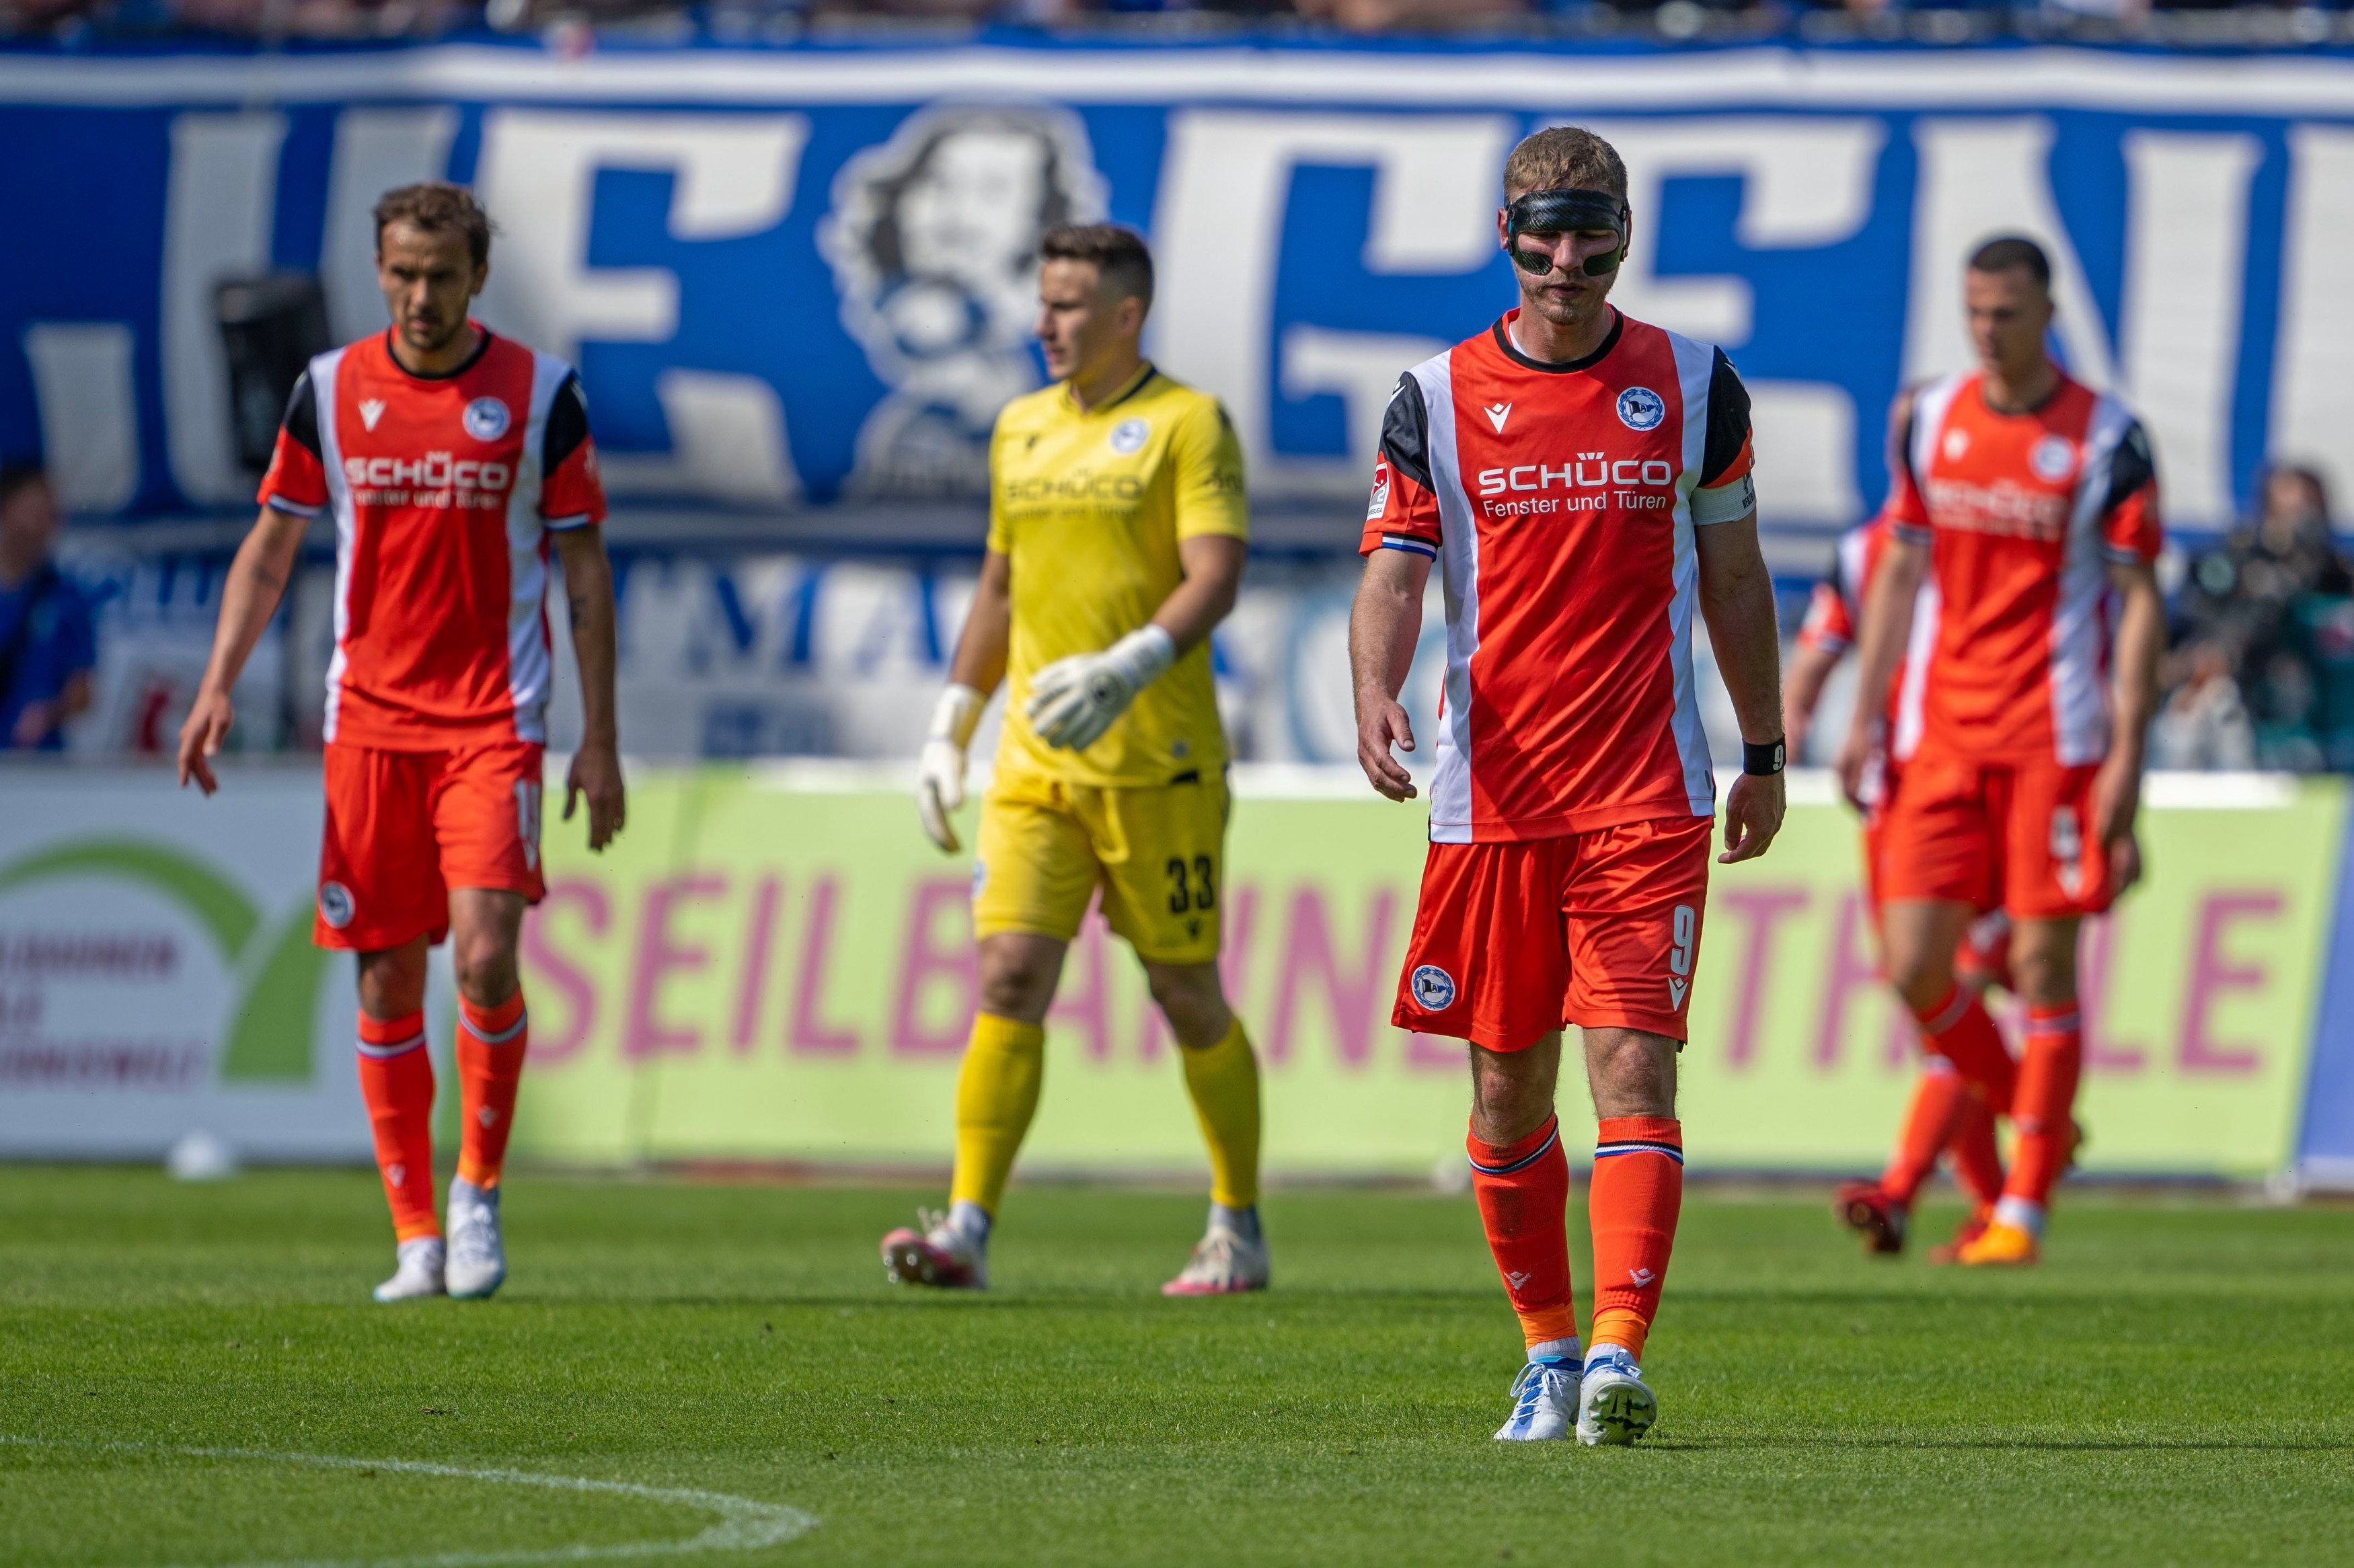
[
  {"xmin": 1468, "ymin": 1116, "xmax": 1581, "ymax": 1351},
  {"xmin": 356, "ymin": 1010, "xmax": 439, "ymax": 1241},
  {"xmin": 1587, "ymin": 1116, "xmax": 1683, "ymax": 1361},
  {"xmin": 2001, "ymin": 1005, "xmax": 2083, "ymax": 1223},
  {"xmin": 1946, "ymin": 1091, "xmax": 2006, "ymax": 1208},
  {"xmin": 456, "ymin": 990, "xmax": 529, "ymax": 1190},
  {"xmin": 1909, "ymin": 984, "xmax": 2018, "ymax": 1113},
  {"xmin": 1881, "ymin": 1062, "xmax": 1969, "ymax": 1208}
]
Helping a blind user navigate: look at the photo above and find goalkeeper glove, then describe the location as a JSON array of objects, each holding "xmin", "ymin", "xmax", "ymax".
[
  {"xmin": 916, "ymin": 682, "xmax": 985, "ymax": 854},
  {"xmin": 1025, "ymin": 626, "xmax": 1176, "ymax": 752}
]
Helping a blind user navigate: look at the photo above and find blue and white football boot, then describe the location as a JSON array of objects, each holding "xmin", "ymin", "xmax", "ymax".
[
  {"xmin": 1493, "ymin": 1349, "xmax": 1583, "ymax": 1442},
  {"xmin": 445, "ymin": 1177, "xmax": 506, "ymax": 1300},
  {"xmin": 1576, "ymin": 1345, "xmax": 1658, "ymax": 1446}
]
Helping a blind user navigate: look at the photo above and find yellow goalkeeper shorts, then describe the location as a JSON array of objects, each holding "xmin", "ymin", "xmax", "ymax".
[{"xmin": 973, "ymin": 763, "xmax": 1228, "ymax": 965}]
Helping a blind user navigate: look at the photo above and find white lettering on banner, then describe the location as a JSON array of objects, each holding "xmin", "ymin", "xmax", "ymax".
[
  {"xmin": 1904, "ymin": 116, "xmax": 2261, "ymax": 527},
  {"xmin": 1279, "ymin": 325, "xmax": 1449, "ymax": 479},
  {"xmin": 1577, "ymin": 118, "xmax": 1886, "ymax": 345},
  {"xmin": 1151, "ymin": 110, "xmax": 1516, "ymax": 496},
  {"xmin": 473, "ymin": 110, "xmax": 809, "ymax": 504},
  {"xmin": 22, "ymin": 323, "xmax": 139, "ymax": 512},
  {"xmin": 2271, "ymin": 126, "xmax": 2354, "ymax": 516},
  {"xmin": 1570, "ymin": 118, "xmax": 1883, "ymax": 524},
  {"xmin": 162, "ymin": 111, "xmax": 284, "ymax": 507},
  {"xmin": 2120, "ymin": 130, "xmax": 2261, "ymax": 528}
]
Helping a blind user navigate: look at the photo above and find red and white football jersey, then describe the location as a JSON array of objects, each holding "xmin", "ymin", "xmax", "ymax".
[
  {"xmin": 1360, "ymin": 308, "xmax": 1755, "ymax": 843},
  {"xmin": 1796, "ymin": 514, "xmax": 1938, "ymax": 764},
  {"xmin": 258, "ymin": 326, "xmax": 605, "ymax": 749},
  {"xmin": 1885, "ymin": 369, "xmax": 2161, "ymax": 765}
]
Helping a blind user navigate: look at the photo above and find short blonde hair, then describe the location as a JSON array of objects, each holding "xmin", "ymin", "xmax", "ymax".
[{"xmin": 1502, "ymin": 127, "xmax": 1628, "ymax": 202}]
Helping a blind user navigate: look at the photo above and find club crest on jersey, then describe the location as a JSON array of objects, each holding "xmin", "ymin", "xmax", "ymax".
[
  {"xmin": 1410, "ymin": 964, "xmax": 1457, "ymax": 1010},
  {"xmin": 462, "ymin": 397, "xmax": 511, "ymax": 442},
  {"xmin": 1616, "ymin": 386, "xmax": 1666, "ymax": 432},
  {"xmin": 318, "ymin": 881, "xmax": 355, "ymax": 929},
  {"xmin": 2031, "ymin": 434, "xmax": 2078, "ymax": 482},
  {"xmin": 1109, "ymin": 418, "xmax": 1149, "ymax": 455},
  {"xmin": 358, "ymin": 398, "xmax": 387, "ymax": 432}
]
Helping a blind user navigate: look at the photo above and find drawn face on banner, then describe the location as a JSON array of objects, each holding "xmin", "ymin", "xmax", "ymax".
[{"xmin": 823, "ymin": 106, "xmax": 1110, "ymax": 379}]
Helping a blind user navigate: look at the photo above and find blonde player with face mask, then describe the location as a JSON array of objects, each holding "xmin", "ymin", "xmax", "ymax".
[{"xmin": 882, "ymin": 223, "xmax": 1264, "ymax": 1297}]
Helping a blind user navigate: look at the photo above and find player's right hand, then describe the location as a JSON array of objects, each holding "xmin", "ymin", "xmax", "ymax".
[
  {"xmin": 1356, "ymin": 689, "xmax": 1418, "ymax": 801},
  {"xmin": 176, "ymin": 688, "xmax": 234, "ymax": 796},
  {"xmin": 916, "ymin": 683, "xmax": 986, "ymax": 854}
]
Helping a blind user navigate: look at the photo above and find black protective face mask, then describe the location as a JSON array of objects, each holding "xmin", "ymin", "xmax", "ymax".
[{"xmin": 1505, "ymin": 188, "xmax": 1631, "ymax": 278}]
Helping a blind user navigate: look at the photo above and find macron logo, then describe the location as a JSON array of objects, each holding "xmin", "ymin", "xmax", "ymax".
[
  {"xmin": 1628, "ymin": 1267, "xmax": 1656, "ymax": 1287},
  {"xmin": 1668, "ymin": 978, "xmax": 1688, "ymax": 1009},
  {"xmin": 359, "ymin": 398, "xmax": 387, "ymax": 432},
  {"xmin": 1505, "ymin": 1270, "xmax": 1533, "ymax": 1290},
  {"xmin": 1484, "ymin": 401, "xmax": 1513, "ymax": 433}
]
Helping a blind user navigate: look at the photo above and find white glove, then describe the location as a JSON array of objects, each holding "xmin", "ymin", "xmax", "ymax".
[
  {"xmin": 916, "ymin": 683, "xmax": 985, "ymax": 853},
  {"xmin": 1025, "ymin": 626, "xmax": 1176, "ymax": 752}
]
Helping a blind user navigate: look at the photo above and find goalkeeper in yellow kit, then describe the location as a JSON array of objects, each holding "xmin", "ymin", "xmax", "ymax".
[{"xmin": 880, "ymin": 223, "xmax": 1265, "ymax": 1296}]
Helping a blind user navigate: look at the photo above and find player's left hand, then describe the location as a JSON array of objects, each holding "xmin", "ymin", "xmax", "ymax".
[
  {"xmin": 564, "ymin": 739, "xmax": 627, "ymax": 853},
  {"xmin": 2090, "ymin": 752, "xmax": 2143, "ymax": 895},
  {"xmin": 1718, "ymin": 771, "xmax": 1786, "ymax": 864},
  {"xmin": 2107, "ymin": 828, "xmax": 2144, "ymax": 898},
  {"xmin": 1026, "ymin": 627, "xmax": 1176, "ymax": 752}
]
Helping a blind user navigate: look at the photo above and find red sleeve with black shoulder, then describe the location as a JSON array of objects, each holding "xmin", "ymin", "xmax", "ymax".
[
  {"xmin": 541, "ymin": 374, "xmax": 607, "ymax": 529},
  {"xmin": 256, "ymin": 372, "xmax": 329, "ymax": 517},
  {"xmin": 1359, "ymin": 374, "xmax": 1443, "ymax": 559},
  {"xmin": 2100, "ymin": 420, "xmax": 2162, "ymax": 565}
]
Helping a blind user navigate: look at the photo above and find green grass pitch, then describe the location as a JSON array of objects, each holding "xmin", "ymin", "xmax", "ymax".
[{"xmin": 4, "ymin": 1168, "xmax": 2352, "ymax": 1566}]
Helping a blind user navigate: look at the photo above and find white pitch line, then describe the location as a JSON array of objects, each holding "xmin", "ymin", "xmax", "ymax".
[{"xmin": 0, "ymin": 1436, "xmax": 818, "ymax": 1566}]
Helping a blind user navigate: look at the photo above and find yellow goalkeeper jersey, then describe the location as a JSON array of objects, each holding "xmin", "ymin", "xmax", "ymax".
[{"xmin": 987, "ymin": 362, "xmax": 1248, "ymax": 788}]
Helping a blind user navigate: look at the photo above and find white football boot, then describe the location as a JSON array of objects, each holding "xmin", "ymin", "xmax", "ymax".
[
  {"xmin": 1576, "ymin": 1345, "xmax": 1659, "ymax": 1446},
  {"xmin": 1162, "ymin": 1222, "xmax": 1270, "ymax": 1296},
  {"xmin": 372, "ymin": 1236, "xmax": 447, "ymax": 1303},
  {"xmin": 1494, "ymin": 1357, "xmax": 1583, "ymax": 1442},
  {"xmin": 445, "ymin": 1178, "xmax": 506, "ymax": 1300},
  {"xmin": 880, "ymin": 1208, "xmax": 987, "ymax": 1290}
]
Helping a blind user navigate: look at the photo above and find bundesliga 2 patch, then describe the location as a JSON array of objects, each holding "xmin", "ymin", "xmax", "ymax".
[{"xmin": 1367, "ymin": 456, "xmax": 1392, "ymax": 521}]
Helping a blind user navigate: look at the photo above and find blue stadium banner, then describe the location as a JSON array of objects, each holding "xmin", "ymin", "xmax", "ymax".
[{"xmin": 3, "ymin": 40, "xmax": 2353, "ymax": 535}]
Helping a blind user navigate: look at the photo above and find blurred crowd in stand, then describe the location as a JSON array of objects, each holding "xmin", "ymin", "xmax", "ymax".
[
  {"xmin": 2158, "ymin": 465, "xmax": 2354, "ymax": 773},
  {"xmin": 5, "ymin": 0, "xmax": 2353, "ymax": 41}
]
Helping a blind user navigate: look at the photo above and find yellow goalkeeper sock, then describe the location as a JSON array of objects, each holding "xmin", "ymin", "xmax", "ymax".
[
  {"xmin": 1179, "ymin": 1017, "xmax": 1262, "ymax": 1209},
  {"xmin": 948, "ymin": 1013, "xmax": 1046, "ymax": 1216}
]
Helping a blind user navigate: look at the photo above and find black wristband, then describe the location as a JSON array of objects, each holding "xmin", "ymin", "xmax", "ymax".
[{"xmin": 1744, "ymin": 738, "xmax": 1786, "ymax": 777}]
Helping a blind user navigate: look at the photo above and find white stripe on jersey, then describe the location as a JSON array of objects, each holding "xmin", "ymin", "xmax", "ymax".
[
  {"xmin": 504, "ymin": 353, "xmax": 568, "ymax": 747},
  {"xmin": 1416, "ymin": 348, "xmax": 1480, "ymax": 846},
  {"xmin": 313, "ymin": 346, "xmax": 354, "ymax": 745},
  {"xmin": 1665, "ymin": 329, "xmax": 1716, "ymax": 818},
  {"xmin": 2049, "ymin": 391, "xmax": 2137, "ymax": 767},
  {"xmin": 1893, "ymin": 576, "xmax": 1939, "ymax": 764}
]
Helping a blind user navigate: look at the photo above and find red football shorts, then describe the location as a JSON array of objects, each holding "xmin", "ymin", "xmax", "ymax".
[
  {"xmin": 315, "ymin": 741, "xmax": 547, "ymax": 950},
  {"xmin": 1863, "ymin": 763, "xmax": 2010, "ymax": 982},
  {"xmin": 1392, "ymin": 816, "xmax": 1714, "ymax": 1050},
  {"xmin": 1876, "ymin": 752, "xmax": 2111, "ymax": 920}
]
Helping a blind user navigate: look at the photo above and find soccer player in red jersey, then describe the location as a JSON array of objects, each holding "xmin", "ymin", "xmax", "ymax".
[
  {"xmin": 1787, "ymin": 514, "xmax": 2011, "ymax": 1261},
  {"xmin": 1349, "ymin": 128, "xmax": 1787, "ymax": 1445},
  {"xmin": 1837, "ymin": 236, "xmax": 2164, "ymax": 1267},
  {"xmin": 176, "ymin": 182, "xmax": 624, "ymax": 1302}
]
